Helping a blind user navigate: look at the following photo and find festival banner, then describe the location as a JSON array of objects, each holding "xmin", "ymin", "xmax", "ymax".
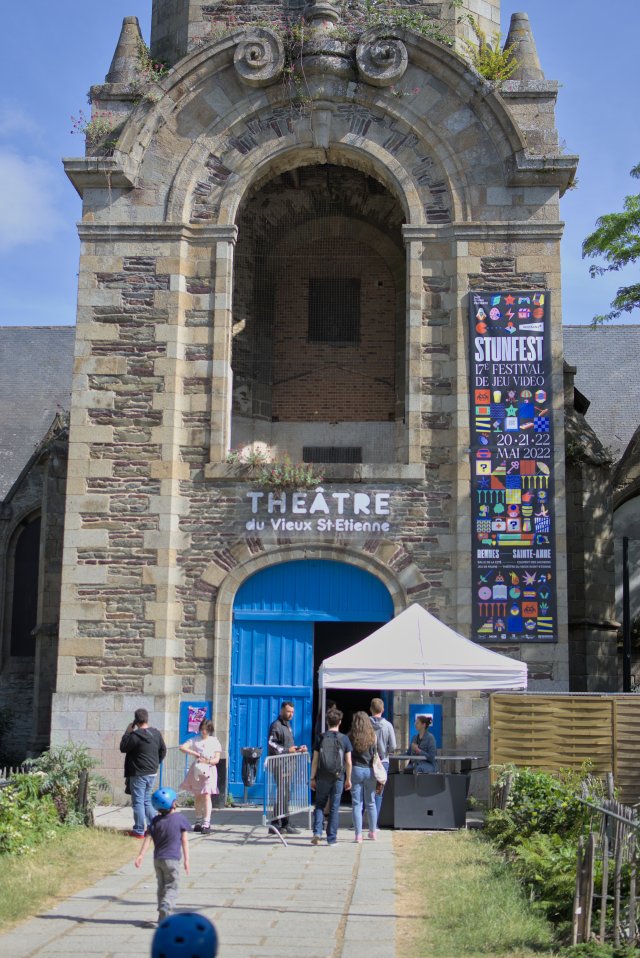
[{"xmin": 469, "ymin": 291, "xmax": 557, "ymax": 643}]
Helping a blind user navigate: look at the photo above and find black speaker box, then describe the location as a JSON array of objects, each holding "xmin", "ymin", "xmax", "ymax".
[{"xmin": 378, "ymin": 773, "xmax": 467, "ymax": 829}]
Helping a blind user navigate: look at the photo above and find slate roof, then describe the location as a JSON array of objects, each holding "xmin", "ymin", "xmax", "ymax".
[
  {"xmin": 0, "ymin": 326, "xmax": 75, "ymax": 501},
  {"xmin": 563, "ymin": 325, "xmax": 640, "ymax": 462}
]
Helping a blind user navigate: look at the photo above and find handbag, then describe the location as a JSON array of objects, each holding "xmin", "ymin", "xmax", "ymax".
[
  {"xmin": 372, "ymin": 752, "xmax": 387, "ymax": 785},
  {"xmin": 193, "ymin": 761, "xmax": 210, "ymax": 784}
]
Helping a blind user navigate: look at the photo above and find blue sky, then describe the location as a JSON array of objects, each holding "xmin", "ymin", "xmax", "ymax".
[{"xmin": 1, "ymin": 1, "xmax": 638, "ymax": 327}]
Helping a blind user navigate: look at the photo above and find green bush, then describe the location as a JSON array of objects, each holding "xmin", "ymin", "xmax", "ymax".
[
  {"xmin": 0, "ymin": 744, "xmax": 106, "ymax": 856},
  {"xmin": 0, "ymin": 775, "xmax": 61, "ymax": 855},
  {"xmin": 484, "ymin": 766, "xmax": 611, "ymax": 943},
  {"xmin": 25, "ymin": 744, "xmax": 100, "ymax": 825},
  {"xmin": 485, "ymin": 766, "xmax": 596, "ymax": 848},
  {"xmin": 559, "ymin": 944, "xmax": 640, "ymax": 958},
  {"xmin": 509, "ymin": 831, "xmax": 579, "ymax": 924}
]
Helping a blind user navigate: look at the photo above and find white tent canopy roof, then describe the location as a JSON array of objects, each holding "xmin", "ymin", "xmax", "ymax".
[{"xmin": 318, "ymin": 604, "xmax": 527, "ymax": 691}]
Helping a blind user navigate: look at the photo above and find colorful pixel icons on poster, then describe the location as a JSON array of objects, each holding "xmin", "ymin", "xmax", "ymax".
[{"xmin": 469, "ymin": 291, "xmax": 557, "ymax": 643}]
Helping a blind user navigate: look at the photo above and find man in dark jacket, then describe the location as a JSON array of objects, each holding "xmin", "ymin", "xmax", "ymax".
[
  {"xmin": 267, "ymin": 701, "xmax": 306, "ymax": 835},
  {"xmin": 120, "ymin": 708, "xmax": 167, "ymax": 837}
]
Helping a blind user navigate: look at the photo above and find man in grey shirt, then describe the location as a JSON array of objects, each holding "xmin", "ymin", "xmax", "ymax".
[{"xmin": 369, "ymin": 698, "xmax": 396, "ymax": 816}]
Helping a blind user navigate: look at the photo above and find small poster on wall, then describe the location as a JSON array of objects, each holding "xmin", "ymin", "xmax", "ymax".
[
  {"xmin": 187, "ymin": 705, "xmax": 208, "ymax": 733},
  {"xmin": 469, "ymin": 291, "xmax": 557, "ymax": 643},
  {"xmin": 179, "ymin": 701, "xmax": 212, "ymax": 744}
]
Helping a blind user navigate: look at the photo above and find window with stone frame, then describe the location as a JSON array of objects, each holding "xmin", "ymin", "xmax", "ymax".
[{"xmin": 308, "ymin": 278, "xmax": 361, "ymax": 344}]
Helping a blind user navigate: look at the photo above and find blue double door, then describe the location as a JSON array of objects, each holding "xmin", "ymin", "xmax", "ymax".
[{"xmin": 228, "ymin": 560, "xmax": 393, "ymax": 800}]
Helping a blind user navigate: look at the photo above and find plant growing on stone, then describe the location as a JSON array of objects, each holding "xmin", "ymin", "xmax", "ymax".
[
  {"xmin": 255, "ymin": 453, "xmax": 322, "ymax": 490},
  {"xmin": 226, "ymin": 447, "xmax": 268, "ymax": 469},
  {"xmin": 136, "ymin": 37, "xmax": 168, "ymax": 84},
  {"xmin": 390, "ymin": 85, "xmax": 421, "ymax": 99},
  {"xmin": 71, "ymin": 109, "xmax": 119, "ymax": 151},
  {"xmin": 127, "ymin": 38, "xmax": 169, "ymax": 103},
  {"xmin": 226, "ymin": 447, "xmax": 322, "ymax": 489},
  {"xmin": 461, "ymin": 18, "xmax": 518, "ymax": 83}
]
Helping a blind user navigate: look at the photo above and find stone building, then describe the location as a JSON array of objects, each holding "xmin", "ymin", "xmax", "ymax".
[
  {"xmin": 564, "ymin": 325, "xmax": 640, "ymax": 688},
  {"xmin": 0, "ymin": 1, "xmax": 622, "ymax": 789},
  {"xmin": 0, "ymin": 328, "xmax": 73, "ymax": 760}
]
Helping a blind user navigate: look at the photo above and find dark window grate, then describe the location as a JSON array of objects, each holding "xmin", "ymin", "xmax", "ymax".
[
  {"xmin": 303, "ymin": 446, "xmax": 363, "ymax": 463},
  {"xmin": 308, "ymin": 278, "xmax": 360, "ymax": 343}
]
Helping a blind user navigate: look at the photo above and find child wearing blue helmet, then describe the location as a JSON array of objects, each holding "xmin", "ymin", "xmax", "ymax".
[
  {"xmin": 152, "ymin": 913, "xmax": 218, "ymax": 958},
  {"xmin": 135, "ymin": 787, "xmax": 192, "ymax": 924}
]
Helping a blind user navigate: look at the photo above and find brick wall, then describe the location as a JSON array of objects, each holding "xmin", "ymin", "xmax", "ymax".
[
  {"xmin": 232, "ymin": 165, "xmax": 403, "ymax": 425},
  {"xmin": 271, "ymin": 238, "xmax": 396, "ymax": 422}
]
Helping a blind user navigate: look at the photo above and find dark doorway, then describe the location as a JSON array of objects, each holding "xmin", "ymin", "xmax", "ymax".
[{"xmin": 312, "ymin": 621, "xmax": 384, "ymax": 741}]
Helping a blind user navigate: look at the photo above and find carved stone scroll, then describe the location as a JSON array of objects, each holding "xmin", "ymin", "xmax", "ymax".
[
  {"xmin": 234, "ymin": 29, "xmax": 285, "ymax": 88},
  {"xmin": 356, "ymin": 31, "xmax": 408, "ymax": 88}
]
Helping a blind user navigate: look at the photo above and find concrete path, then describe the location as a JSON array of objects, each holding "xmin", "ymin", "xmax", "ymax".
[{"xmin": 0, "ymin": 806, "xmax": 398, "ymax": 958}]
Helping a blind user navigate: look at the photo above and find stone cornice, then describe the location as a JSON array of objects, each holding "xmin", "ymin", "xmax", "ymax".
[
  {"xmin": 499, "ymin": 80, "xmax": 560, "ymax": 99},
  {"xmin": 63, "ymin": 157, "xmax": 136, "ymax": 196},
  {"xmin": 76, "ymin": 223, "xmax": 238, "ymax": 245},
  {"xmin": 402, "ymin": 221, "xmax": 565, "ymax": 243},
  {"xmin": 506, "ymin": 153, "xmax": 579, "ymax": 193},
  {"xmin": 204, "ymin": 462, "xmax": 425, "ymax": 482},
  {"xmin": 79, "ymin": 220, "xmax": 562, "ymax": 246}
]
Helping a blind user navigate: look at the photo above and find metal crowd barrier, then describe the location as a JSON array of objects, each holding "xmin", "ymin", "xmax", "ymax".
[
  {"xmin": 158, "ymin": 747, "xmax": 190, "ymax": 793},
  {"xmin": 246, "ymin": 751, "xmax": 312, "ymax": 846}
]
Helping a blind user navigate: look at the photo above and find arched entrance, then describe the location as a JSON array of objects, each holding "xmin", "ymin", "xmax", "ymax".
[{"xmin": 229, "ymin": 558, "xmax": 394, "ymax": 799}]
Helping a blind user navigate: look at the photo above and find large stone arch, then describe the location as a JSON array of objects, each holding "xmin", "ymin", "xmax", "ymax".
[
  {"xmin": 169, "ymin": 128, "xmax": 436, "ymax": 228},
  {"xmin": 113, "ymin": 27, "xmax": 528, "ymax": 227},
  {"xmin": 199, "ymin": 539, "xmax": 428, "ymax": 746}
]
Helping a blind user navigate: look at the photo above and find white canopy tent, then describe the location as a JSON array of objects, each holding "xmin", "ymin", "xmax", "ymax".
[{"xmin": 318, "ymin": 604, "xmax": 527, "ymax": 715}]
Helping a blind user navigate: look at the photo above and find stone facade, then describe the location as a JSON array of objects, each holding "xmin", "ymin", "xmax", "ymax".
[{"xmin": 20, "ymin": 0, "xmax": 617, "ymax": 791}]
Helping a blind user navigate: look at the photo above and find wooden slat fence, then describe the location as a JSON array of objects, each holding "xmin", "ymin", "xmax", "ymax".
[{"xmin": 490, "ymin": 693, "xmax": 640, "ymax": 806}]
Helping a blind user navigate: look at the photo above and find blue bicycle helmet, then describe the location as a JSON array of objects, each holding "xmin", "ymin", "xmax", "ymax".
[
  {"xmin": 151, "ymin": 787, "xmax": 177, "ymax": 812},
  {"xmin": 152, "ymin": 912, "xmax": 218, "ymax": 958}
]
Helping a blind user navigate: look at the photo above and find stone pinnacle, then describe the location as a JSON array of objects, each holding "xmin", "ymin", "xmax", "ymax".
[
  {"xmin": 105, "ymin": 16, "xmax": 143, "ymax": 85},
  {"xmin": 504, "ymin": 12, "xmax": 544, "ymax": 82}
]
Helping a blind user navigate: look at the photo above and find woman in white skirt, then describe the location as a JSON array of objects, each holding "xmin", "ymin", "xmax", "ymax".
[{"xmin": 179, "ymin": 719, "xmax": 222, "ymax": 834}]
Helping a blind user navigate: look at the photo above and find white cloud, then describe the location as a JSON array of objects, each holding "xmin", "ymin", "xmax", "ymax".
[
  {"xmin": 0, "ymin": 149, "xmax": 65, "ymax": 252},
  {"xmin": 0, "ymin": 103, "xmax": 42, "ymax": 143}
]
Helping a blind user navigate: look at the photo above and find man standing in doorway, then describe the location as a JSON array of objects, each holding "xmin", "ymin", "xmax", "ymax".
[
  {"xmin": 369, "ymin": 698, "xmax": 396, "ymax": 817},
  {"xmin": 120, "ymin": 708, "xmax": 167, "ymax": 838},
  {"xmin": 267, "ymin": 701, "xmax": 307, "ymax": 835}
]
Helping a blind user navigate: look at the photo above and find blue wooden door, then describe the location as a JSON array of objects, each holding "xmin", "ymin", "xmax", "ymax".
[
  {"xmin": 229, "ymin": 619, "xmax": 313, "ymax": 800},
  {"xmin": 228, "ymin": 559, "xmax": 393, "ymax": 800}
]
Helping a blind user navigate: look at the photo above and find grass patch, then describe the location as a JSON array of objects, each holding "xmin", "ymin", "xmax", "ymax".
[
  {"xmin": 394, "ymin": 830, "xmax": 556, "ymax": 958},
  {"xmin": 0, "ymin": 827, "xmax": 134, "ymax": 931}
]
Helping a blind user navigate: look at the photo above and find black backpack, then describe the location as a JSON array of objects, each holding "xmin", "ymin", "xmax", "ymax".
[{"xmin": 317, "ymin": 732, "xmax": 345, "ymax": 781}]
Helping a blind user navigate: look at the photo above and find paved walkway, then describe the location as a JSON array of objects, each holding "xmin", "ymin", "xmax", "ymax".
[{"xmin": 0, "ymin": 805, "xmax": 398, "ymax": 958}]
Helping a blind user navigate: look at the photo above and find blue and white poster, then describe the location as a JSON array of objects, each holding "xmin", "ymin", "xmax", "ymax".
[{"xmin": 469, "ymin": 291, "xmax": 557, "ymax": 643}]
